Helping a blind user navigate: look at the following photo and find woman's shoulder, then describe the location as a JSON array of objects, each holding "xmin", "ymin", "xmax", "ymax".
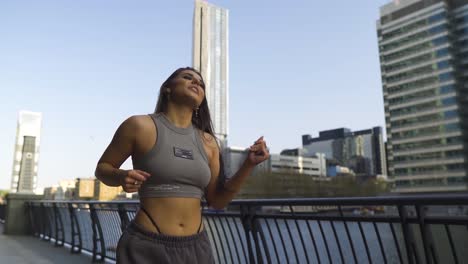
[
  {"xmin": 197, "ymin": 130, "xmax": 219, "ymax": 152},
  {"xmin": 121, "ymin": 114, "xmax": 154, "ymax": 132}
]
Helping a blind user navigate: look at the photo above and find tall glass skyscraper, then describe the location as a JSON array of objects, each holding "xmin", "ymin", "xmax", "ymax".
[
  {"xmin": 193, "ymin": 0, "xmax": 229, "ymax": 144},
  {"xmin": 10, "ymin": 111, "xmax": 42, "ymax": 193},
  {"xmin": 378, "ymin": 0, "xmax": 468, "ymax": 192}
]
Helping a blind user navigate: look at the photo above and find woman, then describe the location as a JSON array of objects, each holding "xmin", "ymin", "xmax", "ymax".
[{"xmin": 95, "ymin": 67, "xmax": 269, "ymax": 263}]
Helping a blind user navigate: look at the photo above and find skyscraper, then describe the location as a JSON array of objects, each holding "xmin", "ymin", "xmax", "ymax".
[
  {"xmin": 377, "ymin": 0, "xmax": 468, "ymax": 192},
  {"xmin": 10, "ymin": 111, "xmax": 42, "ymax": 193},
  {"xmin": 193, "ymin": 0, "xmax": 229, "ymax": 144}
]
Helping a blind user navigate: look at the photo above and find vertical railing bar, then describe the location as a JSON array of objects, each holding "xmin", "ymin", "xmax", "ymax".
[
  {"xmin": 289, "ymin": 205, "xmax": 310, "ymax": 264},
  {"xmin": 226, "ymin": 217, "xmax": 242, "ymax": 264},
  {"xmin": 219, "ymin": 216, "xmax": 235, "ymax": 264},
  {"xmin": 416, "ymin": 205, "xmax": 439, "ymax": 264},
  {"xmin": 274, "ymin": 217, "xmax": 290, "ymax": 264},
  {"xmin": 27, "ymin": 202, "xmax": 37, "ymax": 236},
  {"xmin": 358, "ymin": 221, "xmax": 373, "ymax": 264},
  {"xmin": 53, "ymin": 203, "xmax": 65, "ymax": 247},
  {"xmin": 206, "ymin": 216, "xmax": 222, "ymax": 264},
  {"xmin": 389, "ymin": 222, "xmax": 404, "ymax": 264},
  {"xmin": 70, "ymin": 203, "xmax": 83, "ymax": 253},
  {"xmin": 338, "ymin": 205, "xmax": 358, "ymax": 264},
  {"xmin": 250, "ymin": 209, "xmax": 265, "ymax": 264},
  {"xmin": 444, "ymin": 224, "xmax": 459, "ymax": 264},
  {"xmin": 60, "ymin": 204, "xmax": 69, "ymax": 245},
  {"xmin": 45, "ymin": 203, "xmax": 52, "ymax": 240},
  {"xmin": 49, "ymin": 203, "xmax": 56, "ymax": 240},
  {"xmin": 108, "ymin": 208, "xmax": 119, "ymax": 248},
  {"xmin": 284, "ymin": 217, "xmax": 300, "ymax": 264},
  {"xmin": 265, "ymin": 217, "xmax": 281, "ymax": 263},
  {"xmin": 118, "ymin": 203, "xmax": 129, "ymax": 233},
  {"xmin": 318, "ymin": 220, "xmax": 333, "ymax": 263},
  {"xmin": 373, "ymin": 222, "xmax": 388, "ymax": 264},
  {"xmin": 90, "ymin": 203, "xmax": 106, "ymax": 262},
  {"xmin": 306, "ymin": 220, "xmax": 321, "ymax": 264},
  {"xmin": 213, "ymin": 213, "xmax": 229, "ymax": 264},
  {"xmin": 330, "ymin": 220, "xmax": 345, "ymax": 263},
  {"xmin": 111, "ymin": 206, "xmax": 123, "ymax": 251},
  {"xmin": 241, "ymin": 205, "xmax": 256, "ymax": 264},
  {"xmin": 69, "ymin": 203, "xmax": 77, "ymax": 252},
  {"xmin": 232, "ymin": 216, "xmax": 249, "ymax": 264},
  {"xmin": 256, "ymin": 218, "xmax": 272, "ymax": 264},
  {"xmin": 398, "ymin": 205, "xmax": 417, "ymax": 264},
  {"xmin": 42, "ymin": 203, "xmax": 51, "ymax": 241}
]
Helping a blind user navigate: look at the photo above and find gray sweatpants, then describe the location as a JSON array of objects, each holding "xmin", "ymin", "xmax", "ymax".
[{"xmin": 116, "ymin": 221, "xmax": 215, "ymax": 264}]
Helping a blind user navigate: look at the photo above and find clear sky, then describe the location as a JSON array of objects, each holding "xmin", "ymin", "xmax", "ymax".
[{"xmin": 0, "ymin": 0, "xmax": 391, "ymax": 191}]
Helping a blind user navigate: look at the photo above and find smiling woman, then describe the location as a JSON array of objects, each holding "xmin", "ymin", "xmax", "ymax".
[{"xmin": 94, "ymin": 67, "xmax": 270, "ymax": 264}]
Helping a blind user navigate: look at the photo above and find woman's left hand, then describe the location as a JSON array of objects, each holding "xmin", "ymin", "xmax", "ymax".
[{"xmin": 246, "ymin": 136, "xmax": 270, "ymax": 166}]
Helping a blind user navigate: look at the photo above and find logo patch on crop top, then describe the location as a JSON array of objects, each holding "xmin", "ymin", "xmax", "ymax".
[{"xmin": 173, "ymin": 147, "xmax": 194, "ymax": 160}]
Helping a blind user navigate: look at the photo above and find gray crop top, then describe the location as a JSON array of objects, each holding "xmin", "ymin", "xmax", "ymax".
[{"xmin": 133, "ymin": 113, "xmax": 211, "ymax": 199}]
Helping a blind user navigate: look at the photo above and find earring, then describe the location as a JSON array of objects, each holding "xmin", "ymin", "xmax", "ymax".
[
  {"xmin": 195, "ymin": 107, "xmax": 199, "ymax": 118},
  {"xmin": 166, "ymin": 88, "xmax": 171, "ymax": 99}
]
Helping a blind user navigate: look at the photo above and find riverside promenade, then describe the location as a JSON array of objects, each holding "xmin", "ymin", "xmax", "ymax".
[{"xmin": 0, "ymin": 224, "xmax": 93, "ymax": 264}]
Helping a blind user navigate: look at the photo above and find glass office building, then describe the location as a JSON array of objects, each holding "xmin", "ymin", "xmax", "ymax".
[{"xmin": 193, "ymin": 0, "xmax": 229, "ymax": 144}]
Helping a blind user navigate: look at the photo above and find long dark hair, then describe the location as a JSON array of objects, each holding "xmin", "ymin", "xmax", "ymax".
[{"xmin": 154, "ymin": 67, "xmax": 227, "ymax": 194}]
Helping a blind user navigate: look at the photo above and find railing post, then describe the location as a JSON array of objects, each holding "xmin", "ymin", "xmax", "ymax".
[
  {"xmin": 26, "ymin": 202, "xmax": 37, "ymax": 236},
  {"xmin": 40, "ymin": 202, "xmax": 51, "ymax": 241},
  {"xmin": 90, "ymin": 203, "xmax": 106, "ymax": 263},
  {"xmin": 68, "ymin": 203, "xmax": 82, "ymax": 254},
  {"xmin": 398, "ymin": 205, "xmax": 420, "ymax": 264},
  {"xmin": 118, "ymin": 203, "xmax": 130, "ymax": 232},
  {"xmin": 53, "ymin": 203, "xmax": 64, "ymax": 247},
  {"xmin": 240, "ymin": 204, "xmax": 256, "ymax": 264},
  {"xmin": 416, "ymin": 205, "xmax": 439, "ymax": 264},
  {"xmin": 250, "ymin": 206, "xmax": 265, "ymax": 264}
]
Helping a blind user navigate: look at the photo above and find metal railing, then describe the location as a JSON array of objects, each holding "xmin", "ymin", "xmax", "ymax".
[
  {"xmin": 0, "ymin": 203, "xmax": 5, "ymax": 224},
  {"xmin": 26, "ymin": 194, "xmax": 468, "ymax": 264}
]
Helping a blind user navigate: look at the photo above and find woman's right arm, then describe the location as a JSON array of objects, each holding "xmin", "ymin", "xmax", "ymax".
[{"xmin": 94, "ymin": 116, "xmax": 150, "ymax": 192}]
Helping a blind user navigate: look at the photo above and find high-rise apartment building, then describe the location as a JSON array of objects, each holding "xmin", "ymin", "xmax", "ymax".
[
  {"xmin": 193, "ymin": 0, "xmax": 229, "ymax": 144},
  {"xmin": 10, "ymin": 111, "xmax": 42, "ymax": 193},
  {"xmin": 378, "ymin": 0, "xmax": 468, "ymax": 192}
]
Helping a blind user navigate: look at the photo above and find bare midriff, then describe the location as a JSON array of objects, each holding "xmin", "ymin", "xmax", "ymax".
[{"xmin": 134, "ymin": 197, "xmax": 203, "ymax": 236}]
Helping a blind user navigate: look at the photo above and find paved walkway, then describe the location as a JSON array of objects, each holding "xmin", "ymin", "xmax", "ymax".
[{"xmin": 0, "ymin": 224, "xmax": 94, "ymax": 264}]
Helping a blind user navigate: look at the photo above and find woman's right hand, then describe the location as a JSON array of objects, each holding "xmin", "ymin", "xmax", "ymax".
[{"xmin": 119, "ymin": 170, "xmax": 151, "ymax": 193}]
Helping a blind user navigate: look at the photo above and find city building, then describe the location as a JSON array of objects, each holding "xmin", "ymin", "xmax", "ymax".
[
  {"xmin": 223, "ymin": 146, "xmax": 269, "ymax": 178},
  {"xmin": 74, "ymin": 178, "xmax": 95, "ymax": 200},
  {"xmin": 43, "ymin": 179, "xmax": 77, "ymax": 200},
  {"xmin": 270, "ymin": 153, "xmax": 327, "ymax": 177},
  {"xmin": 327, "ymin": 165, "xmax": 355, "ymax": 177},
  {"xmin": 10, "ymin": 111, "xmax": 42, "ymax": 193},
  {"xmin": 74, "ymin": 178, "xmax": 123, "ymax": 200},
  {"xmin": 302, "ymin": 127, "xmax": 387, "ymax": 178},
  {"xmin": 94, "ymin": 180, "xmax": 123, "ymax": 201},
  {"xmin": 280, "ymin": 148, "xmax": 310, "ymax": 156},
  {"xmin": 377, "ymin": 0, "xmax": 468, "ymax": 192},
  {"xmin": 43, "ymin": 186, "xmax": 59, "ymax": 200},
  {"xmin": 193, "ymin": 0, "xmax": 229, "ymax": 146},
  {"xmin": 223, "ymin": 147, "xmax": 327, "ymax": 177}
]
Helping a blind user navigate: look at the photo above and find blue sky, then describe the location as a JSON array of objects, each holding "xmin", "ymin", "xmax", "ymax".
[{"xmin": 0, "ymin": 0, "xmax": 391, "ymax": 190}]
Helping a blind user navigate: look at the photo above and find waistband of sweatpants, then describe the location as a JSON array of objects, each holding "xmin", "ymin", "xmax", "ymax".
[{"xmin": 126, "ymin": 220, "xmax": 208, "ymax": 247}]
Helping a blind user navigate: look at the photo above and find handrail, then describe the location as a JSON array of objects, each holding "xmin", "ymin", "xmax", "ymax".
[{"xmin": 25, "ymin": 195, "xmax": 468, "ymax": 263}]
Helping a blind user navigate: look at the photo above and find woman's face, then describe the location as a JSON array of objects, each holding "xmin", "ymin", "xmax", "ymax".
[{"xmin": 168, "ymin": 70, "xmax": 205, "ymax": 107}]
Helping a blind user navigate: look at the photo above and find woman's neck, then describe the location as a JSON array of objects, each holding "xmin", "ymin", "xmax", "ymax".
[{"xmin": 164, "ymin": 103, "xmax": 193, "ymax": 128}]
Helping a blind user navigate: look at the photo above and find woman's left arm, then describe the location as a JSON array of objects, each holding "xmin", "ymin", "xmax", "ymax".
[{"xmin": 205, "ymin": 136, "xmax": 269, "ymax": 209}]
